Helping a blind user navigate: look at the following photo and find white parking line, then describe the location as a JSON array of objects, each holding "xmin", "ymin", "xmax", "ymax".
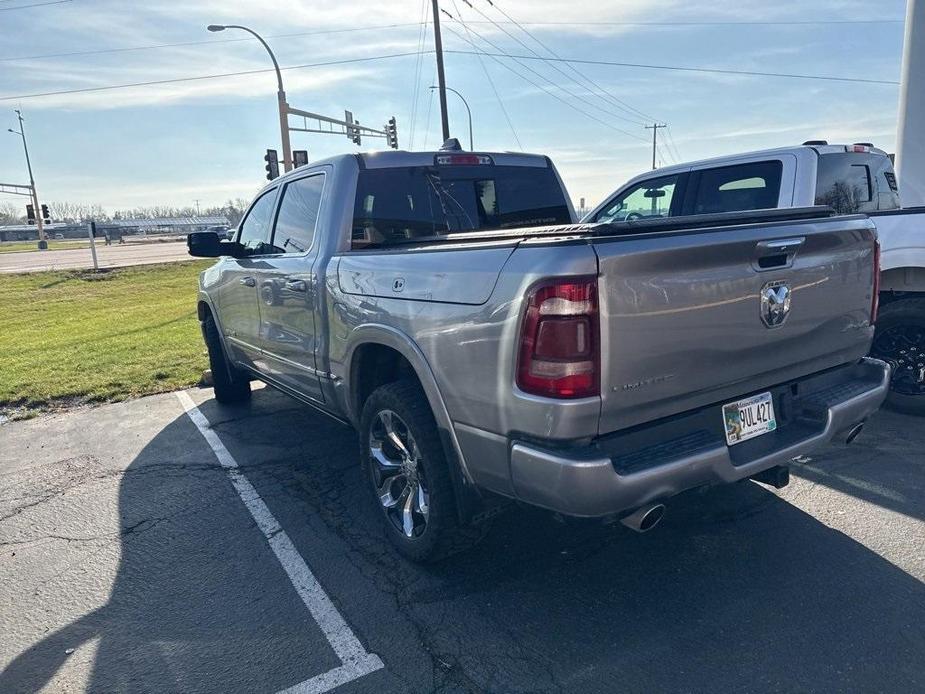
[{"xmin": 176, "ymin": 391, "xmax": 384, "ymax": 694}]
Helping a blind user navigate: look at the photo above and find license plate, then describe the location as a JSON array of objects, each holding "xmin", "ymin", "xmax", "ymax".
[{"xmin": 723, "ymin": 392, "xmax": 776, "ymax": 446}]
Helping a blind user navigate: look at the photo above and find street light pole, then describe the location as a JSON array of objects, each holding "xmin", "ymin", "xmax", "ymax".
[
  {"xmin": 8, "ymin": 109, "xmax": 45, "ymax": 248},
  {"xmin": 430, "ymin": 86, "xmax": 472, "ymax": 150},
  {"xmin": 207, "ymin": 24, "xmax": 292, "ymax": 172}
]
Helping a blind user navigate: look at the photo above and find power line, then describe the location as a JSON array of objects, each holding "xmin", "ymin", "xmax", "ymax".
[
  {"xmin": 664, "ymin": 125, "xmax": 684, "ymax": 164},
  {"xmin": 422, "ymin": 68, "xmax": 437, "ymax": 149},
  {"xmin": 475, "ymin": 0, "xmax": 656, "ymax": 125},
  {"xmin": 408, "ymin": 1, "xmax": 430, "ymax": 149},
  {"xmin": 468, "ymin": 19, "xmax": 905, "ymax": 27},
  {"xmin": 451, "ymin": 0, "xmax": 522, "ymax": 150},
  {"xmin": 442, "ymin": 21, "xmax": 649, "ymax": 143},
  {"xmin": 442, "ymin": 14, "xmax": 650, "ymax": 142},
  {"xmin": 0, "ymin": 23, "xmax": 427, "ymax": 62},
  {"xmin": 0, "ymin": 51, "xmax": 428, "ymax": 102},
  {"xmin": 444, "ymin": 49, "xmax": 900, "ymax": 85},
  {"xmin": 445, "ymin": 11, "xmax": 649, "ymax": 134},
  {"xmin": 0, "ymin": 0, "xmax": 72, "ymax": 9}
]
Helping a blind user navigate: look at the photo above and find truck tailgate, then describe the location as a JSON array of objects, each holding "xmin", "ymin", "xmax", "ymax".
[{"xmin": 593, "ymin": 215, "xmax": 877, "ymax": 434}]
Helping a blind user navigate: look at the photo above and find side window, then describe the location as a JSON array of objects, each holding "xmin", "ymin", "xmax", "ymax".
[
  {"xmin": 815, "ymin": 153, "xmax": 880, "ymax": 214},
  {"xmin": 690, "ymin": 161, "xmax": 783, "ymax": 215},
  {"xmin": 593, "ymin": 175, "xmax": 678, "ymax": 223},
  {"xmin": 273, "ymin": 174, "xmax": 325, "ymax": 254},
  {"xmin": 237, "ymin": 189, "xmax": 277, "ymax": 254}
]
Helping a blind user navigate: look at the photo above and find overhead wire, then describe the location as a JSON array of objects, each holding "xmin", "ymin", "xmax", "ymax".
[
  {"xmin": 0, "ymin": 23, "xmax": 428, "ymax": 62},
  {"xmin": 450, "ymin": 0, "xmax": 523, "ymax": 150},
  {"xmin": 408, "ymin": 0, "xmax": 430, "ymax": 149},
  {"xmin": 0, "ymin": 51, "xmax": 428, "ymax": 101},
  {"xmin": 441, "ymin": 13, "xmax": 650, "ymax": 142},
  {"xmin": 475, "ymin": 0, "xmax": 656, "ymax": 125},
  {"xmin": 664, "ymin": 126, "xmax": 684, "ymax": 163},
  {"xmin": 0, "ymin": 0, "xmax": 72, "ymax": 10},
  {"xmin": 443, "ymin": 49, "xmax": 900, "ymax": 85}
]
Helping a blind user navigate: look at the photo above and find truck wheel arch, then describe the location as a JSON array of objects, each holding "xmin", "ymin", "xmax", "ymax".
[
  {"xmin": 345, "ymin": 325, "xmax": 474, "ymax": 487},
  {"xmin": 880, "ymin": 265, "xmax": 925, "ymax": 294}
]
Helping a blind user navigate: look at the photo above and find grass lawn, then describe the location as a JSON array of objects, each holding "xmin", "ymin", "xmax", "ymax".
[
  {"xmin": 0, "ymin": 261, "xmax": 211, "ymax": 417},
  {"xmin": 0, "ymin": 240, "xmax": 90, "ymax": 253}
]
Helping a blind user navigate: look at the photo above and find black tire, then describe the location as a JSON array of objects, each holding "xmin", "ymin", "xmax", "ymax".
[
  {"xmin": 202, "ymin": 314, "xmax": 251, "ymax": 404},
  {"xmin": 871, "ymin": 297, "xmax": 925, "ymax": 416},
  {"xmin": 360, "ymin": 380, "xmax": 487, "ymax": 562}
]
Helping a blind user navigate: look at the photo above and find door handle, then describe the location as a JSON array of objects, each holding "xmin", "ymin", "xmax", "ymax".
[
  {"xmin": 755, "ymin": 237, "xmax": 804, "ymax": 255},
  {"xmin": 285, "ymin": 279, "xmax": 307, "ymax": 292},
  {"xmin": 754, "ymin": 237, "xmax": 804, "ymax": 270},
  {"xmin": 239, "ymin": 276, "xmax": 256, "ymax": 287}
]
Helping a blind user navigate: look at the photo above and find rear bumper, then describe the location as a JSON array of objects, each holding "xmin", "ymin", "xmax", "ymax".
[{"xmin": 473, "ymin": 358, "xmax": 890, "ymax": 517}]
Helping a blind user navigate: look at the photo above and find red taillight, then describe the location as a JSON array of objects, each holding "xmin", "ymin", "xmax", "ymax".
[
  {"xmin": 434, "ymin": 154, "xmax": 493, "ymax": 165},
  {"xmin": 517, "ymin": 278, "xmax": 599, "ymax": 398},
  {"xmin": 871, "ymin": 239, "xmax": 881, "ymax": 323}
]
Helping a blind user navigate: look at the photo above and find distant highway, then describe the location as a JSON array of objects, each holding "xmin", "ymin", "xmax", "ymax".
[{"xmin": 0, "ymin": 240, "xmax": 194, "ymax": 274}]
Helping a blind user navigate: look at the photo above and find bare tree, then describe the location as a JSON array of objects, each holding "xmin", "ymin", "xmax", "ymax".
[{"xmin": 0, "ymin": 202, "xmax": 23, "ymax": 224}]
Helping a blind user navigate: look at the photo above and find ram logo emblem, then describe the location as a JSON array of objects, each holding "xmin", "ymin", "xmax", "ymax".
[{"xmin": 760, "ymin": 280, "xmax": 791, "ymax": 328}]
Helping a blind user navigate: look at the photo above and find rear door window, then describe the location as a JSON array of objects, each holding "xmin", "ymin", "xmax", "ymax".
[
  {"xmin": 593, "ymin": 175, "xmax": 679, "ymax": 223},
  {"xmin": 272, "ymin": 173, "xmax": 325, "ymax": 254},
  {"xmin": 687, "ymin": 160, "xmax": 783, "ymax": 215}
]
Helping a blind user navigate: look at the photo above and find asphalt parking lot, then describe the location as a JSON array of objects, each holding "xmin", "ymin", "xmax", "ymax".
[
  {"xmin": 0, "ymin": 241, "xmax": 192, "ymax": 274},
  {"xmin": 1, "ymin": 385, "xmax": 923, "ymax": 693}
]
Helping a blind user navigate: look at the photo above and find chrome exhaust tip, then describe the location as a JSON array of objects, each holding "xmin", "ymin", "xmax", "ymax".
[
  {"xmin": 620, "ymin": 503, "xmax": 666, "ymax": 533},
  {"xmin": 845, "ymin": 422, "xmax": 865, "ymax": 445}
]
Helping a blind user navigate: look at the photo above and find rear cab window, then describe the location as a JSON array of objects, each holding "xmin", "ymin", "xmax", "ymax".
[
  {"xmin": 351, "ymin": 160, "xmax": 572, "ymax": 248},
  {"xmin": 815, "ymin": 152, "xmax": 900, "ymax": 213}
]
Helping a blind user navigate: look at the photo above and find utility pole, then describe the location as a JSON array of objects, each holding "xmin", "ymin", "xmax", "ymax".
[
  {"xmin": 194, "ymin": 199, "xmax": 201, "ymax": 216},
  {"xmin": 645, "ymin": 123, "xmax": 667, "ymax": 170},
  {"xmin": 9, "ymin": 109, "xmax": 45, "ymax": 248},
  {"xmin": 432, "ymin": 0, "xmax": 451, "ymax": 143}
]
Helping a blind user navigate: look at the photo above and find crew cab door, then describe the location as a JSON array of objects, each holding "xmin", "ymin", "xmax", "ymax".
[
  {"xmin": 215, "ymin": 187, "xmax": 279, "ymax": 368},
  {"xmin": 253, "ymin": 169, "xmax": 327, "ymax": 402}
]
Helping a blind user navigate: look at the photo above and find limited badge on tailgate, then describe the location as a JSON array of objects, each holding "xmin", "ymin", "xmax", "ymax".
[{"xmin": 723, "ymin": 392, "xmax": 777, "ymax": 446}]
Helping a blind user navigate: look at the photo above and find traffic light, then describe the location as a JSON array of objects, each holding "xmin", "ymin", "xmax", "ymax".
[
  {"xmin": 26, "ymin": 204, "xmax": 35, "ymax": 224},
  {"xmin": 385, "ymin": 117, "xmax": 398, "ymax": 149},
  {"xmin": 351, "ymin": 119, "xmax": 361, "ymax": 146},
  {"xmin": 264, "ymin": 149, "xmax": 279, "ymax": 181},
  {"xmin": 41, "ymin": 204, "xmax": 51, "ymax": 224}
]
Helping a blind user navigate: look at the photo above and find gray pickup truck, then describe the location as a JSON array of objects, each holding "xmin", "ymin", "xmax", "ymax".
[{"xmin": 188, "ymin": 144, "xmax": 889, "ymax": 561}]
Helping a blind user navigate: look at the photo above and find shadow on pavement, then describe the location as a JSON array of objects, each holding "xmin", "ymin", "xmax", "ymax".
[
  {"xmin": 3, "ymin": 388, "xmax": 923, "ymax": 693},
  {"xmin": 0, "ymin": 402, "xmax": 337, "ymax": 694},
  {"xmin": 790, "ymin": 409, "xmax": 925, "ymax": 523},
  {"xmin": 197, "ymin": 389, "xmax": 925, "ymax": 693}
]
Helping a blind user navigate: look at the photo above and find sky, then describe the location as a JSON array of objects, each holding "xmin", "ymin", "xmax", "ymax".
[{"xmin": 0, "ymin": 0, "xmax": 909, "ymax": 212}]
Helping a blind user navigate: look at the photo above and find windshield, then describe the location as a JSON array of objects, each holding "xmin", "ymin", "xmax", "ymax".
[{"xmin": 352, "ymin": 164, "xmax": 571, "ymax": 248}]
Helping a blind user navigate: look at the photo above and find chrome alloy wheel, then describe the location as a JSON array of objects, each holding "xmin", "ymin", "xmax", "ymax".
[{"xmin": 369, "ymin": 409, "xmax": 430, "ymax": 538}]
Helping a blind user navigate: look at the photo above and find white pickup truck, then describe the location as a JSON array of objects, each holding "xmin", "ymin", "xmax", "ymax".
[{"xmin": 586, "ymin": 142, "xmax": 925, "ymax": 414}]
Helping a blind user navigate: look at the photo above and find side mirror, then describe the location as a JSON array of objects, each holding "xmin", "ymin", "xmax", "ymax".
[
  {"xmin": 188, "ymin": 231, "xmax": 222, "ymax": 257},
  {"xmin": 643, "ymin": 189, "xmax": 666, "ymax": 199},
  {"xmin": 188, "ymin": 231, "xmax": 242, "ymax": 258}
]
